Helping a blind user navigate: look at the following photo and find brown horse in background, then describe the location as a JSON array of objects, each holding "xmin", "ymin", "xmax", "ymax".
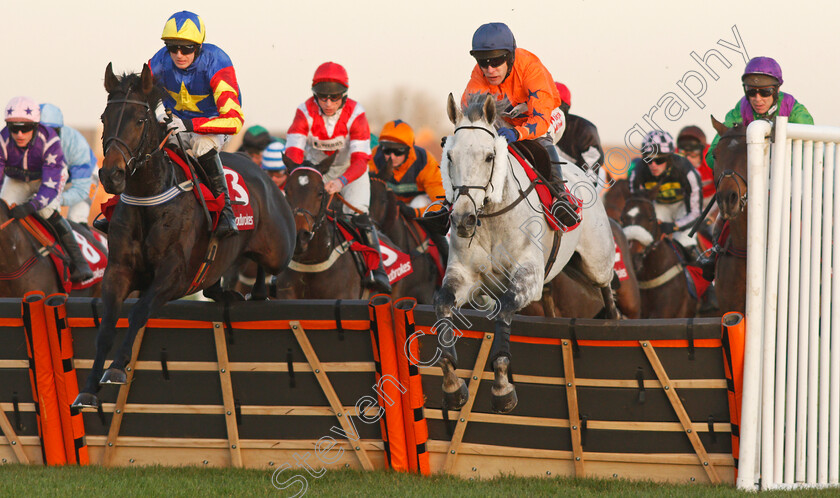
[
  {"xmin": 603, "ymin": 178, "xmax": 631, "ymax": 222},
  {"xmin": 73, "ymin": 64, "xmax": 296, "ymax": 408},
  {"xmin": 709, "ymin": 117, "xmax": 748, "ymax": 314},
  {"xmin": 368, "ymin": 175, "xmax": 440, "ymax": 304},
  {"xmin": 621, "ymin": 194, "xmax": 697, "ymax": 318},
  {"xmin": 0, "ymin": 201, "xmax": 103, "ymax": 297}
]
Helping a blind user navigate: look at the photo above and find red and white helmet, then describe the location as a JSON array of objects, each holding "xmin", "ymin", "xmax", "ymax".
[
  {"xmin": 5, "ymin": 96, "xmax": 40, "ymax": 123},
  {"xmin": 312, "ymin": 62, "xmax": 349, "ymax": 95}
]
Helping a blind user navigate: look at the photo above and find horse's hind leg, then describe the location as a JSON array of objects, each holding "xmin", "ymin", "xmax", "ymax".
[{"xmin": 600, "ymin": 284, "xmax": 620, "ymax": 319}]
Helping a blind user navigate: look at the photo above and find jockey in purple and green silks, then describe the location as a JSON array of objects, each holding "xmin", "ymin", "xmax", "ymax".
[
  {"xmin": 0, "ymin": 96, "xmax": 93, "ymax": 282},
  {"xmin": 706, "ymin": 56, "xmax": 813, "ymax": 170}
]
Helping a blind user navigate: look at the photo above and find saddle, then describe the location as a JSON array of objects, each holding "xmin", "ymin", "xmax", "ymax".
[
  {"xmin": 333, "ymin": 217, "xmax": 414, "ymax": 285},
  {"xmin": 99, "ymin": 147, "xmax": 256, "ymax": 232},
  {"xmin": 508, "ymin": 146, "xmax": 582, "ymax": 232},
  {"xmin": 13, "ymin": 216, "xmax": 106, "ymax": 292},
  {"xmin": 510, "ymin": 140, "xmax": 552, "ymax": 180}
]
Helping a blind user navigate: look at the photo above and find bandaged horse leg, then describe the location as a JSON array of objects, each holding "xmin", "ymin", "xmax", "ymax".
[
  {"xmin": 434, "ymin": 269, "xmax": 469, "ymax": 409},
  {"xmin": 490, "ymin": 308, "xmax": 517, "ymax": 414}
]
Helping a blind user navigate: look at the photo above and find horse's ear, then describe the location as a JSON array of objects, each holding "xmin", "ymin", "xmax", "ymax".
[
  {"xmin": 282, "ymin": 154, "xmax": 299, "ymax": 172},
  {"xmin": 104, "ymin": 62, "xmax": 119, "ymax": 93},
  {"xmin": 711, "ymin": 115, "xmax": 729, "ymax": 136},
  {"xmin": 140, "ymin": 64, "xmax": 155, "ymax": 96},
  {"xmin": 316, "ymin": 153, "xmax": 337, "ymax": 175},
  {"xmin": 446, "ymin": 93, "xmax": 462, "ymax": 125},
  {"xmin": 483, "ymin": 94, "xmax": 496, "ymax": 126}
]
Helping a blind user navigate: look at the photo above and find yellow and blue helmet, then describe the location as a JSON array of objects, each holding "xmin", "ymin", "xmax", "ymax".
[{"xmin": 161, "ymin": 11, "xmax": 206, "ymax": 45}]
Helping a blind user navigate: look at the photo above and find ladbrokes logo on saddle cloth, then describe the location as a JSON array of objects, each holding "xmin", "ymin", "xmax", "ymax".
[{"xmin": 334, "ymin": 221, "xmax": 413, "ymax": 285}]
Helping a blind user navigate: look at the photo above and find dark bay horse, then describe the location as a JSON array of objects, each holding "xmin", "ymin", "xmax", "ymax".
[
  {"xmin": 0, "ymin": 201, "xmax": 102, "ymax": 297},
  {"xmin": 621, "ymin": 195, "xmax": 697, "ymax": 318},
  {"xmin": 710, "ymin": 117, "xmax": 748, "ymax": 313},
  {"xmin": 368, "ymin": 176, "xmax": 439, "ymax": 304},
  {"xmin": 603, "ymin": 178, "xmax": 631, "ymax": 222},
  {"xmin": 272, "ymin": 162, "xmax": 366, "ymax": 299},
  {"xmin": 72, "ymin": 64, "xmax": 295, "ymax": 408}
]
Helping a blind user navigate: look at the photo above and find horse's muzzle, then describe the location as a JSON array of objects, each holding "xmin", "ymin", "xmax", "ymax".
[
  {"xmin": 717, "ymin": 190, "xmax": 741, "ymax": 220},
  {"xmin": 294, "ymin": 230, "xmax": 312, "ymax": 254},
  {"xmin": 99, "ymin": 167, "xmax": 126, "ymax": 195},
  {"xmin": 453, "ymin": 213, "xmax": 477, "ymax": 238}
]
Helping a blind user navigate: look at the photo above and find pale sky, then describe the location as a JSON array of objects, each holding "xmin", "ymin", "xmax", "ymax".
[{"xmin": 3, "ymin": 0, "xmax": 835, "ymax": 148}]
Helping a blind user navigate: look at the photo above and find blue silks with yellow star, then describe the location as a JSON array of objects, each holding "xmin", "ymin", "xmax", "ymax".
[{"xmin": 148, "ymin": 43, "xmax": 244, "ymax": 135}]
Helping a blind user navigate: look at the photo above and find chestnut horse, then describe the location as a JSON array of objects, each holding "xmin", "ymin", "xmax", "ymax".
[
  {"xmin": 621, "ymin": 194, "xmax": 698, "ymax": 318},
  {"xmin": 0, "ymin": 202, "xmax": 103, "ymax": 297},
  {"xmin": 709, "ymin": 118, "xmax": 748, "ymax": 313},
  {"xmin": 73, "ymin": 64, "xmax": 295, "ymax": 408}
]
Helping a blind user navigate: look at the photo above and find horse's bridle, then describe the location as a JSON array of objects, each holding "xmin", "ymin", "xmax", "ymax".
[
  {"xmin": 448, "ymin": 125, "xmax": 498, "ymax": 217},
  {"xmin": 290, "ymin": 167, "xmax": 331, "ymax": 245},
  {"xmin": 103, "ymin": 89, "xmax": 153, "ymax": 175},
  {"xmin": 622, "ymin": 196, "xmax": 662, "ymax": 272},
  {"xmin": 715, "ymin": 168, "xmax": 748, "ymax": 213}
]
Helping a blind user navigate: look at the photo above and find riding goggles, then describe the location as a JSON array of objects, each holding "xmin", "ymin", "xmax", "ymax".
[
  {"xmin": 7, "ymin": 122, "xmax": 36, "ymax": 134},
  {"xmin": 315, "ymin": 93, "xmax": 345, "ymax": 103},
  {"xmin": 165, "ymin": 43, "xmax": 198, "ymax": 55},
  {"xmin": 381, "ymin": 147, "xmax": 409, "ymax": 157},
  {"xmin": 677, "ymin": 141, "xmax": 704, "ymax": 153},
  {"xmin": 744, "ymin": 87, "xmax": 774, "ymax": 98},
  {"xmin": 643, "ymin": 155, "xmax": 669, "ymax": 165},
  {"xmin": 475, "ymin": 55, "xmax": 508, "ymax": 69}
]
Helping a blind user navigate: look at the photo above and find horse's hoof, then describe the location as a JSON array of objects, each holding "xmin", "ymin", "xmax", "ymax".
[
  {"xmin": 224, "ymin": 290, "xmax": 246, "ymax": 302},
  {"xmin": 100, "ymin": 368, "xmax": 127, "ymax": 385},
  {"xmin": 491, "ymin": 387, "xmax": 518, "ymax": 414},
  {"xmin": 72, "ymin": 392, "xmax": 100, "ymax": 409},
  {"xmin": 443, "ymin": 380, "xmax": 469, "ymax": 410}
]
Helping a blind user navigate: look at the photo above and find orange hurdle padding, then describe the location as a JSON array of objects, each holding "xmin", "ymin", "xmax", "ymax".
[
  {"xmin": 44, "ymin": 294, "xmax": 75, "ymax": 464},
  {"xmin": 22, "ymin": 291, "xmax": 67, "ymax": 465},
  {"xmin": 45, "ymin": 293, "xmax": 89, "ymax": 465},
  {"xmin": 721, "ymin": 312, "xmax": 745, "ymax": 474},
  {"xmin": 393, "ymin": 297, "xmax": 430, "ymax": 475},
  {"xmin": 368, "ymin": 295, "xmax": 408, "ymax": 471}
]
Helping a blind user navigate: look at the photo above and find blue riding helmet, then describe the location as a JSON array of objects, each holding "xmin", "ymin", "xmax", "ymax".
[
  {"xmin": 39, "ymin": 103, "xmax": 64, "ymax": 128},
  {"xmin": 470, "ymin": 22, "xmax": 516, "ymax": 59}
]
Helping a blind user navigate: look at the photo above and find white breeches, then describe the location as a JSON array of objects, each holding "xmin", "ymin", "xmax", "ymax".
[
  {"xmin": 341, "ymin": 169, "xmax": 370, "ymax": 216},
  {"xmin": 0, "ymin": 174, "xmax": 67, "ymax": 218}
]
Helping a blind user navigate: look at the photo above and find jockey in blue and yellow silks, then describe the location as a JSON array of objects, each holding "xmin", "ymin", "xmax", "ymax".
[{"xmin": 149, "ymin": 10, "xmax": 243, "ymax": 238}]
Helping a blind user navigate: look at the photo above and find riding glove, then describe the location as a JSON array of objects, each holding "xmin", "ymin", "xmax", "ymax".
[
  {"xmin": 398, "ymin": 203, "xmax": 417, "ymax": 220},
  {"xmin": 10, "ymin": 202, "xmax": 35, "ymax": 219},
  {"xmin": 659, "ymin": 222, "xmax": 676, "ymax": 234},
  {"xmin": 498, "ymin": 127, "xmax": 519, "ymax": 144},
  {"xmin": 165, "ymin": 116, "xmax": 187, "ymax": 134}
]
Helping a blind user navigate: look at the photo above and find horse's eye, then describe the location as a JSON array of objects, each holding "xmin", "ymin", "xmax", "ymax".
[
  {"xmin": 486, "ymin": 153, "xmax": 494, "ymax": 163},
  {"xmin": 136, "ymin": 119, "xmax": 144, "ymax": 126}
]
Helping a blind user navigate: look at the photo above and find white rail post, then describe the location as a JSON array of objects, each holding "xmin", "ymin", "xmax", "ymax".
[{"xmin": 739, "ymin": 119, "xmax": 774, "ymax": 491}]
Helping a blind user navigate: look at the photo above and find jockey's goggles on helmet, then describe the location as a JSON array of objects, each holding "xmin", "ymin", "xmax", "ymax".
[
  {"xmin": 315, "ymin": 93, "xmax": 345, "ymax": 103},
  {"xmin": 744, "ymin": 87, "xmax": 774, "ymax": 98},
  {"xmin": 381, "ymin": 146, "xmax": 409, "ymax": 157},
  {"xmin": 165, "ymin": 42, "xmax": 198, "ymax": 55},
  {"xmin": 7, "ymin": 122, "xmax": 36, "ymax": 134},
  {"xmin": 475, "ymin": 55, "xmax": 508, "ymax": 69},
  {"xmin": 677, "ymin": 140, "xmax": 703, "ymax": 153}
]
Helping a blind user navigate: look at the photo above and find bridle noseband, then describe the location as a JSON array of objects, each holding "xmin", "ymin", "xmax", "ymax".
[
  {"xmin": 714, "ymin": 134, "xmax": 749, "ymax": 215},
  {"xmin": 623, "ymin": 197, "xmax": 662, "ymax": 271},
  {"xmin": 103, "ymin": 91, "xmax": 153, "ymax": 175},
  {"xmin": 290, "ymin": 167, "xmax": 331, "ymax": 245}
]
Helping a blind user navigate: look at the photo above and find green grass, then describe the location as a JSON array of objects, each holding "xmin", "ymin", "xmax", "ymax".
[{"xmin": 0, "ymin": 465, "xmax": 836, "ymax": 497}]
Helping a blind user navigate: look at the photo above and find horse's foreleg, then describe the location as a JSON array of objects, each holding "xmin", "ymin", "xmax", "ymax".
[
  {"xmin": 433, "ymin": 269, "xmax": 471, "ymax": 409},
  {"xmin": 73, "ymin": 269, "xmax": 133, "ymax": 407},
  {"xmin": 600, "ymin": 285, "xmax": 620, "ymax": 319},
  {"xmin": 106, "ymin": 278, "xmax": 183, "ymax": 379},
  {"xmin": 250, "ymin": 265, "xmax": 268, "ymax": 301},
  {"xmin": 489, "ymin": 263, "xmax": 541, "ymax": 414}
]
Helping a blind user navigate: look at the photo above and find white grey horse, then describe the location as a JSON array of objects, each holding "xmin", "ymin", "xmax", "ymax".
[{"xmin": 435, "ymin": 93, "xmax": 617, "ymax": 413}]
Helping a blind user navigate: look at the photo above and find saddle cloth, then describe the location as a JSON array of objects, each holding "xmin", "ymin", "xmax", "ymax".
[
  {"xmin": 24, "ymin": 218, "xmax": 107, "ymax": 292},
  {"xmin": 100, "ymin": 147, "xmax": 255, "ymax": 231},
  {"xmin": 334, "ymin": 218, "xmax": 413, "ymax": 285},
  {"xmin": 508, "ymin": 146, "xmax": 582, "ymax": 232},
  {"xmin": 613, "ymin": 237, "xmax": 630, "ymax": 282}
]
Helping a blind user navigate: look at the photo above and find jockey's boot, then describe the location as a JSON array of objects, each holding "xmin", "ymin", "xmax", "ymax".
[
  {"xmin": 92, "ymin": 216, "xmax": 109, "ymax": 234},
  {"xmin": 198, "ymin": 150, "xmax": 238, "ymax": 239},
  {"xmin": 47, "ymin": 212, "xmax": 94, "ymax": 282},
  {"xmin": 353, "ymin": 213, "xmax": 392, "ymax": 294},
  {"xmin": 695, "ymin": 245, "xmax": 720, "ymax": 282},
  {"xmin": 543, "ymin": 140, "xmax": 581, "ymax": 229}
]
